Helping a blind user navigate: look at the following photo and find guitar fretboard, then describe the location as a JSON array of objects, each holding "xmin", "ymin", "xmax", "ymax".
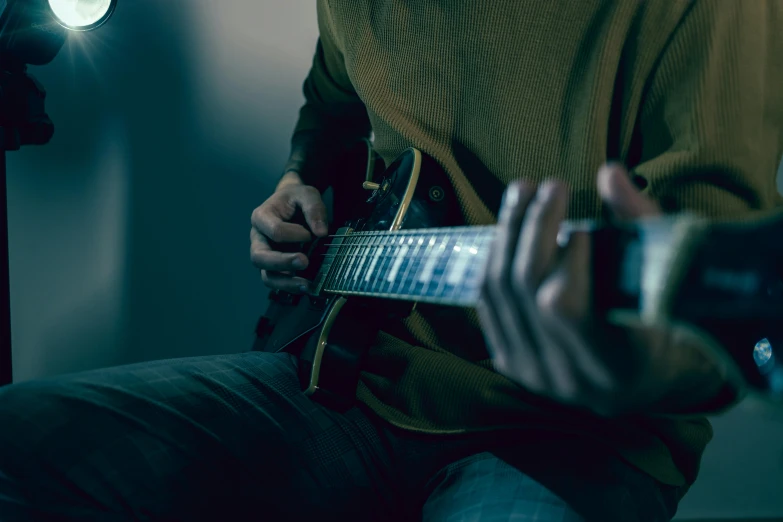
[
  {"xmin": 316, "ymin": 227, "xmax": 495, "ymax": 306},
  {"xmin": 312, "ymin": 215, "xmax": 712, "ymax": 312}
]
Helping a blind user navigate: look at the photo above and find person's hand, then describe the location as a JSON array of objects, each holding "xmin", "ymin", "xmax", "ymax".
[
  {"xmin": 476, "ymin": 164, "xmax": 670, "ymax": 416},
  {"xmin": 250, "ymin": 172, "xmax": 328, "ymax": 293}
]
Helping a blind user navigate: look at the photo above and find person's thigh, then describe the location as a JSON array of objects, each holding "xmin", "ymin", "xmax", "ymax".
[
  {"xmin": 421, "ymin": 452, "xmax": 586, "ymax": 522},
  {"xmin": 0, "ymin": 352, "xmax": 397, "ymax": 521}
]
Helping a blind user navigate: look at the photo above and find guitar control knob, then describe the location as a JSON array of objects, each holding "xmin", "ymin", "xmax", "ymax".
[{"xmin": 362, "ymin": 181, "xmax": 381, "ymax": 191}]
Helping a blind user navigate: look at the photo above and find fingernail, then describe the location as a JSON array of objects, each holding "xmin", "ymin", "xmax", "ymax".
[
  {"xmin": 537, "ymin": 181, "xmax": 562, "ymax": 201},
  {"xmin": 598, "ymin": 163, "xmax": 626, "ymax": 186},
  {"xmin": 597, "ymin": 163, "xmax": 632, "ymax": 198},
  {"xmin": 604, "ymin": 160, "xmax": 627, "ymax": 172},
  {"xmin": 500, "ymin": 182, "xmax": 521, "ymax": 211},
  {"xmin": 313, "ymin": 220, "xmax": 328, "ymax": 236},
  {"xmin": 292, "ymin": 257, "xmax": 306, "ymax": 270}
]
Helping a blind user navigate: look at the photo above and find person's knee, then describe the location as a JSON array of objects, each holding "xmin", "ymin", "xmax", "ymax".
[
  {"xmin": 0, "ymin": 380, "xmax": 78, "ymax": 461},
  {"xmin": 0, "ymin": 380, "xmax": 81, "ymax": 509},
  {"xmin": 0, "ymin": 378, "xmax": 136, "ymax": 516}
]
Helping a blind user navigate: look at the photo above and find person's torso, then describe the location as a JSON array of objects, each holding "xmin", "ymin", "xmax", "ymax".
[
  {"xmin": 320, "ymin": 0, "xmax": 694, "ymax": 360},
  {"xmin": 322, "ymin": 0, "xmax": 693, "ymax": 225}
]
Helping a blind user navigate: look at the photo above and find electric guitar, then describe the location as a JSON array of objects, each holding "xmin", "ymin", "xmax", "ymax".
[{"xmin": 253, "ymin": 140, "xmax": 783, "ymax": 411}]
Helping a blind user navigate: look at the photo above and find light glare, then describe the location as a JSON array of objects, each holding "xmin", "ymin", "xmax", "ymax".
[{"xmin": 48, "ymin": 0, "xmax": 113, "ymax": 29}]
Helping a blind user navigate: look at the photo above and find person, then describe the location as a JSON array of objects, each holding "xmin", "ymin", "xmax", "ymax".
[{"xmin": 1, "ymin": 1, "xmax": 781, "ymax": 521}]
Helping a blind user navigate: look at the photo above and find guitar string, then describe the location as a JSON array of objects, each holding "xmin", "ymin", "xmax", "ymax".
[
  {"xmin": 315, "ymin": 219, "xmax": 682, "ymax": 297},
  {"xmin": 317, "ymin": 232, "xmax": 489, "ymax": 251},
  {"xmin": 323, "ymin": 237, "xmax": 485, "ymax": 295},
  {"xmin": 321, "ymin": 219, "xmax": 602, "ymax": 239}
]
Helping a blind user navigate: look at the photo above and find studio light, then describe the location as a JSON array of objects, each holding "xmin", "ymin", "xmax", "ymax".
[
  {"xmin": 48, "ymin": 0, "xmax": 116, "ymax": 31},
  {"xmin": 0, "ymin": 0, "xmax": 118, "ymax": 386}
]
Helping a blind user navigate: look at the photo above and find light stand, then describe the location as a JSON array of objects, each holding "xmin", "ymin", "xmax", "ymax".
[
  {"xmin": 0, "ymin": 58, "xmax": 54, "ymax": 386},
  {"xmin": 0, "ymin": 142, "xmax": 8, "ymax": 386},
  {"xmin": 0, "ymin": 0, "xmax": 117, "ymax": 387}
]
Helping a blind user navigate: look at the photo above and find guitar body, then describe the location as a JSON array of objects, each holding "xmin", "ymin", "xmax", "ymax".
[{"xmin": 253, "ymin": 145, "xmax": 462, "ymax": 410}]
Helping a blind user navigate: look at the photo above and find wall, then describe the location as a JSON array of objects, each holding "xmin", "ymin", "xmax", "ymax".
[
  {"xmin": 6, "ymin": 1, "xmax": 783, "ymax": 519},
  {"xmin": 9, "ymin": 0, "xmax": 316, "ymax": 377}
]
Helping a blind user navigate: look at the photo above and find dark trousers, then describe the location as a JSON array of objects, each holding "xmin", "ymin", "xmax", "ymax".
[{"xmin": 0, "ymin": 352, "xmax": 680, "ymax": 521}]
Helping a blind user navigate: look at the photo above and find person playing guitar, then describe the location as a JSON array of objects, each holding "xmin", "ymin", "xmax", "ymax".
[{"xmin": 1, "ymin": 1, "xmax": 782, "ymax": 521}]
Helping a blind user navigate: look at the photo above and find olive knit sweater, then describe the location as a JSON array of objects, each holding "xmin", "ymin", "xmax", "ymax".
[{"xmin": 287, "ymin": 0, "xmax": 783, "ymax": 488}]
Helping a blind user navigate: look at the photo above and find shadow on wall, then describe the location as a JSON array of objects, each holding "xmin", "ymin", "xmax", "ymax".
[
  {"xmin": 8, "ymin": 0, "xmax": 316, "ymax": 379},
  {"xmin": 120, "ymin": 0, "xmax": 317, "ymax": 364}
]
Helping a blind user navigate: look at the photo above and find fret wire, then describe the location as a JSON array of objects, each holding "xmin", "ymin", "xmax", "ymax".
[
  {"xmin": 343, "ymin": 234, "xmax": 365, "ymax": 291},
  {"xmin": 374, "ymin": 235, "xmax": 399, "ymax": 295},
  {"xmin": 360, "ymin": 233, "xmax": 383, "ymax": 293},
  {"xmin": 390, "ymin": 234, "xmax": 416, "ymax": 296},
  {"xmin": 317, "ymin": 242, "xmax": 337, "ymax": 290},
  {"xmin": 422, "ymin": 231, "xmax": 450, "ymax": 295},
  {"xmin": 453, "ymin": 233, "xmax": 487, "ymax": 303},
  {"xmin": 433, "ymin": 233, "xmax": 462, "ymax": 300},
  {"xmin": 328, "ymin": 236, "xmax": 350, "ymax": 289},
  {"xmin": 324, "ymin": 234, "xmax": 352, "ymax": 291},
  {"xmin": 325, "ymin": 235, "xmax": 344, "ymax": 292},
  {"xmin": 413, "ymin": 231, "xmax": 448, "ymax": 298},
  {"xmin": 476, "ymin": 231, "xmax": 494, "ymax": 288},
  {"xmin": 330, "ymin": 234, "xmax": 351, "ymax": 293},
  {"xmin": 452, "ymin": 230, "xmax": 483, "ymax": 301},
  {"xmin": 348, "ymin": 234, "xmax": 368, "ymax": 292},
  {"xmin": 404, "ymin": 234, "xmax": 433, "ymax": 297},
  {"xmin": 313, "ymin": 258, "xmax": 329, "ymax": 292},
  {"xmin": 380, "ymin": 235, "xmax": 401, "ymax": 295},
  {"xmin": 383, "ymin": 235, "xmax": 408, "ymax": 295},
  {"xmin": 341, "ymin": 234, "xmax": 362, "ymax": 292},
  {"xmin": 369, "ymin": 234, "xmax": 386, "ymax": 294},
  {"xmin": 448, "ymin": 232, "xmax": 468, "ymax": 303},
  {"xmin": 396, "ymin": 234, "xmax": 425, "ymax": 297},
  {"xmin": 321, "ymin": 249, "xmax": 335, "ymax": 292},
  {"xmin": 352, "ymin": 233, "xmax": 371, "ymax": 293},
  {"xmin": 384, "ymin": 234, "xmax": 407, "ymax": 293},
  {"xmin": 357, "ymin": 232, "xmax": 380, "ymax": 294},
  {"xmin": 447, "ymin": 230, "xmax": 468, "ymax": 301},
  {"xmin": 356, "ymin": 233, "xmax": 377, "ymax": 292},
  {"xmin": 319, "ymin": 234, "xmax": 341, "ymax": 292},
  {"xmin": 422, "ymin": 234, "xmax": 450, "ymax": 299},
  {"xmin": 367, "ymin": 236, "xmax": 388, "ymax": 292},
  {"xmin": 429, "ymin": 235, "xmax": 451, "ymax": 301}
]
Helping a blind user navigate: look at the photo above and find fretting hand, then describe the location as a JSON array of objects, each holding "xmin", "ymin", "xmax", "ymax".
[{"xmin": 476, "ymin": 164, "xmax": 685, "ymax": 416}]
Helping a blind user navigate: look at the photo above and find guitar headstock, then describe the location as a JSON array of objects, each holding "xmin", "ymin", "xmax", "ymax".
[{"xmin": 592, "ymin": 211, "xmax": 783, "ymax": 403}]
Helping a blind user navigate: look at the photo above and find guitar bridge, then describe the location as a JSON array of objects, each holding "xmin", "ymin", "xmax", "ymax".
[
  {"xmin": 306, "ymin": 295, "xmax": 330, "ymax": 310},
  {"xmin": 268, "ymin": 289, "xmax": 302, "ymax": 306}
]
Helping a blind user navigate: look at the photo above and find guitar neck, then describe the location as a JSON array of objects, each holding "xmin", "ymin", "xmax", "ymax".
[
  {"xmin": 312, "ymin": 214, "xmax": 729, "ymax": 315},
  {"xmin": 316, "ymin": 226, "xmax": 494, "ymax": 307},
  {"xmin": 310, "ymin": 209, "xmax": 783, "ymax": 401}
]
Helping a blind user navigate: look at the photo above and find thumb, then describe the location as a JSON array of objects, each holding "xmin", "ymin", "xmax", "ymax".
[
  {"xmin": 597, "ymin": 163, "xmax": 660, "ymax": 220},
  {"xmin": 288, "ymin": 185, "xmax": 329, "ymax": 237}
]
